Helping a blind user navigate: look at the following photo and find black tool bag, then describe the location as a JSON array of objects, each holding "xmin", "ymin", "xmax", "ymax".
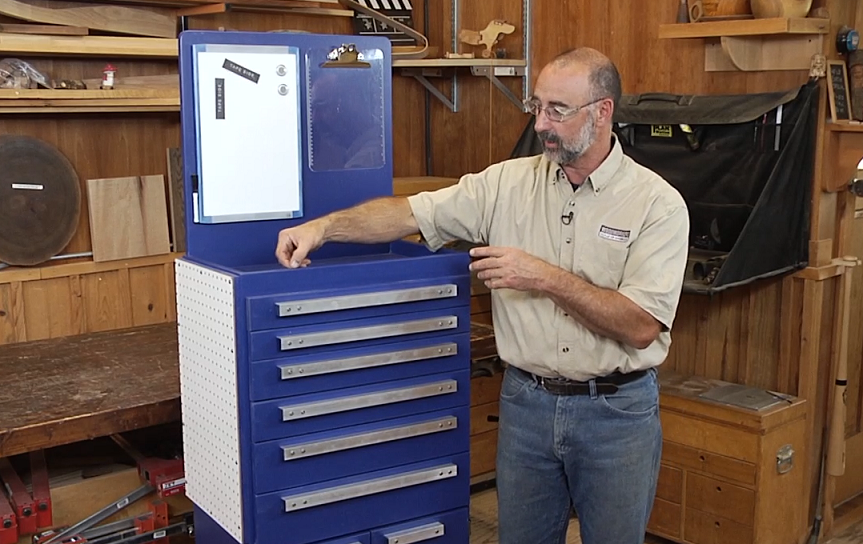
[{"xmin": 510, "ymin": 80, "xmax": 820, "ymax": 295}]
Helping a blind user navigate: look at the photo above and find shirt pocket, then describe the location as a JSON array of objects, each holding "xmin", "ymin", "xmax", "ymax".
[{"xmin": 581, "ymin": 239, "xmax": 630, "ymax": 289}]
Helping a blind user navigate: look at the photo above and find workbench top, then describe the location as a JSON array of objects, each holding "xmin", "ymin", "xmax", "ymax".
[{"xmin": 0, "ymin": 323, "xmax": 181, "ymax": 458}]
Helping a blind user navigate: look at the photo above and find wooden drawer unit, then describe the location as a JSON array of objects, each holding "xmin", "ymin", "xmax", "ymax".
[{"xmin": 647, "ymin": 372, "xmax": 808, "ymax": 544}]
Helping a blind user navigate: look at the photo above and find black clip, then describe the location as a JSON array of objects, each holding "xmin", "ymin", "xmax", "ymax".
[{"xmin": 321, "ymin": 44, "xmax": 371, "ymax": 69}]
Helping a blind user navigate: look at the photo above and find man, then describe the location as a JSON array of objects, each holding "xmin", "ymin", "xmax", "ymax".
[{"xmin": 275, "ymin": 47, "xmax": 689, "ymax": 544}]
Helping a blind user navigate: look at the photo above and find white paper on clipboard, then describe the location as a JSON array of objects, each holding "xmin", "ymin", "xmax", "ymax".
[{"xmin": 193, "ymin": 43, "xmax": 303, "ymax": 223}]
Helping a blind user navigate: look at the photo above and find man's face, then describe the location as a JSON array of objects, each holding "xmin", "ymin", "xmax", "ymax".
[{"xmin": 532, "ymin": 65, "xmax": 599, "ymax": 166}]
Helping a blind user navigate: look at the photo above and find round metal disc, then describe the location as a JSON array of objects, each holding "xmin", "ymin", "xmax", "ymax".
[{"xmin": 0, "ymin": 135, "xmax": 81, "ymax": 266}]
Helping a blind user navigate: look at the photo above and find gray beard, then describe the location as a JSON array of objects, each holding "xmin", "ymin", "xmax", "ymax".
[{"xmin": 538, "ymin": 112, "xmax": 597, "ymax": 166}]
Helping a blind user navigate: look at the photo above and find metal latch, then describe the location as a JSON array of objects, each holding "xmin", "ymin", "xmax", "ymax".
[{"xmin": 776, "ymin": 444, "xmax": 795, "ymax": 474}]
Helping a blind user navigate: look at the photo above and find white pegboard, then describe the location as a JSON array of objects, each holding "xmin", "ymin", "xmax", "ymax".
[{"xmin": 175, "ymin": 259, "xmax": 243, "ymax": 541}]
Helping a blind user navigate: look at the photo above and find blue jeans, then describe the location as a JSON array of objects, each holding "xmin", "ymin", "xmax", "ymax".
[{"xmin": 495, "ymin": 365, "xmax": 662, "ymax": 544}]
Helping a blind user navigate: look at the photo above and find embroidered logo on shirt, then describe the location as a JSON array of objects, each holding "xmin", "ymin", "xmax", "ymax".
[{"xmin": 598, "ymin": 225, "xmax": 630, "ymax": 242}]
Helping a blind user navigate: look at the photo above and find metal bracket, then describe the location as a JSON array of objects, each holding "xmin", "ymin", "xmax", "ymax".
[
  {"xmin": 471, "ymin": 65, "xmax": 527, "ymax": 111},
  {"xmin": 407, "ymin": 72, "xmax": 457, "ymax": 112}
]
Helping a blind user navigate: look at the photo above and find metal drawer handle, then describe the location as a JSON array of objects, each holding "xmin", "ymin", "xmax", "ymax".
[
  {"xmin": 386, "ymin": 522, "xmax": 445, "ymax": 544},
  {"xmin": 282, "ymin": 416, "xmax": 458, "ymax": 460},
  {"xmin": 281, "ymin": 380, "xmax": 458, "ymax": 421},
  {"xmin": 282, "ymin": 463, "xmax": 457, "ymax": 512},
  {"xmin": 276, "ymin": 284, "xmax": 457, "ymax": 317},
  {"xmin": 278, "ymin": 316, "xmax": 458, "ymax": 351},
  {"xmin": 280, "ymin": 343, "xmax": 458, "ymax": 379}
]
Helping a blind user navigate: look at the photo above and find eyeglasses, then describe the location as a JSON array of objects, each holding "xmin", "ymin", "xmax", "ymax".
[{"xmin": 523, "ymin": 96, "xmax": 605, "ymax": 122}]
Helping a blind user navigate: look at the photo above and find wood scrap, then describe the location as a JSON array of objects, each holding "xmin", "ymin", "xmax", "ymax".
[
  {"xmin": 86, "ymin": 175, "xmax": 171, "ymax": 262},
  {"xmin": 0, "ymin": 0, "xmax": 177, "ymax": 38},
  {"xmin": 0, "ymin": 22, "xmax": 88, "ymax": 34},
  {"xmin": 165, "ymin": 148, "xmax": 185, "ymax": 253}
]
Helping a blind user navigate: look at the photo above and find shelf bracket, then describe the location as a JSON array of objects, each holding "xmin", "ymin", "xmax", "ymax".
[
  {"xmin": 470, "ymin": 66, "xmax": 526, "ymax": 111},
  {"xmin": 408, "ymin": 72, "xmax": 457, "ymax": 112},
  {"xmin": 704, "ymin": 34, "xmax": 824, "ymax": 72}
]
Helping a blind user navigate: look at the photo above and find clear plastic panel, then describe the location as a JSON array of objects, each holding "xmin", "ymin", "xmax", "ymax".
[{"xmin": 306, "ymin": 46, "xmax": 386, "ymax": 172}]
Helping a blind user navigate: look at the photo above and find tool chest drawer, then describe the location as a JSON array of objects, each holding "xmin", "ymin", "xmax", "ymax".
[
  {"xmin": 251, "ymin": 369, "xmax": 470, "ymax": 443},
  {"xmin": 249, "ymin": 307, "xmax": 471, "ymax": 362},
  {"xmin": 254, "ymin": 453, "xmax": 470, "ymax": 544},
  {"xmin": 370, "ymin": 507, "xmax": 469, "ymax": 544},
  {"xmin": 252, "ymin": 406, "xmax": 470, "ymax": 494},
  {"xmin": 246, "ymin": 277, "xmax": 470, "ymax": 332},
  {"xmin": 312, "ymin": 533, "xmax": 371, "ymax": 544},
  {"xmin": 250, "ymin": 334, "xmax": 470, "ymax": 402}
]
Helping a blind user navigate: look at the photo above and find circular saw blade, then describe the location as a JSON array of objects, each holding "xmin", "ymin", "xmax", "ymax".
[{"xmin": 0, "ymin": 135, "xmax": 81, "ymax": 266}]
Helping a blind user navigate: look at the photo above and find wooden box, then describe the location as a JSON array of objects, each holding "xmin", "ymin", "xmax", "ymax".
[{"xmin": 648, "ymin": 372, "xmax": 808, "ymax": 544}]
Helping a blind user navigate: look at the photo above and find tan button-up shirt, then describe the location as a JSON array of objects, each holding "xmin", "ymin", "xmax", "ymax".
[{"xmin": 407, "ymin": 136, "xmax": 690, "ymax": 381}]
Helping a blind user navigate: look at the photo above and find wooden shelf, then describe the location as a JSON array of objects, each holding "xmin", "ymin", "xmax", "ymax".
[
  {"xmin": 0, "ymin": 33, "xmax": 178, "ymax": 57},
  {"xmin": 392, "ymin": 58, "xmax": 526, "ymax": 68},
  {"xmin": 0, "ymin": 87, "xmax": 180, "ymax": 113},
  {"xmin": 0, "ymin": 252, "xmax": 182, "ymax": 285},
  {"xmin": 828, "ymin": 121, "xmax": 863, "ymax": 133},
  {"xmin": 658, "ymin": 17, "xmax": 828, "ymax": 72},
  {"xmin": 658, "ymin": 17, "xmax": 829, "ymax": 39}
]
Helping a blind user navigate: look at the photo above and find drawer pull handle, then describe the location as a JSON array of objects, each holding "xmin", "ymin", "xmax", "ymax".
[
  {"xmin": 279, "ymin": 316, "xmax": 458, "ymax": 351},
  {"xmin": 280, "ymin": 343, "xmax": 458, "ymax": 379},
  {"xmin": 386, "ymin": 522, "xmax": 445, "ymax": 544},
  {"xmin": 282, "ymin": 463, "xmax": 457, "ymax": 512},
  {"xmin": 276, "ymin": 284, "xmax": 458, "ymax": 317},
  {"xmin": 282, "ymin": 416, "xmax": 458, "ymax": 460},
  {"xmin": 281, "ymin": 379, "xmax": 458, "ymax": 421}
]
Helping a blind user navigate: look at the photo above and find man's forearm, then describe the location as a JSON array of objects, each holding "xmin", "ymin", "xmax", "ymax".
[
  {"xmin": 319, "ymin": 197, "xmax": 420, "ymax": 244},
  {"xmin": 537, "ymin": 267, "xmax": 660, "ymax": 349}
]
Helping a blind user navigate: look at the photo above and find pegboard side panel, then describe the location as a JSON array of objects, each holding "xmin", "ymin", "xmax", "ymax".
[{"xmin": 176, "ymin": 258, "xmax": 243, "ymax": 542}]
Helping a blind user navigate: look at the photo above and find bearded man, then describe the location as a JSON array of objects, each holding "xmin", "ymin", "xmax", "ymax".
[{"xmin": 274, "ymin": 47, "xmax": 690, "ymax": 544}]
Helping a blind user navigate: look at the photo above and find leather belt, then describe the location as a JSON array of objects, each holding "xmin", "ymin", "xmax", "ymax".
[{"xmin": 529, "ymin": 369, "xmax": 648, "ymax": 396}]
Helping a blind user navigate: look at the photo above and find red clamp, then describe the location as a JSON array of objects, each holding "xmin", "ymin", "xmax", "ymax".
[{"xmin": 137, "ymin": 458, "xmax": 185, "ymax": 498}]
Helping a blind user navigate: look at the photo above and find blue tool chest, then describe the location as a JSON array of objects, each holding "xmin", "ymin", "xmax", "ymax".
[{"xmin": 174, "ymin": 29, "xmax": 472, "ymax": 544}]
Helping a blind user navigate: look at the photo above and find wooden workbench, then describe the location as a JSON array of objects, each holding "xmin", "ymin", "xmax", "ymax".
[
  {"xmin": 0, "ymin": 323, "xmax": 181, "ymax": 458},
  {"xmin": 0, "ymin": 321, "xmax": 498, "ymax": 460}
]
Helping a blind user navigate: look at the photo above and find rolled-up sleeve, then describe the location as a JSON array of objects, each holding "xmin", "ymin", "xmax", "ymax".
[
  {"xmin": 406, "ymin": 165, "xmax": 502, "ymax": 251},
  {"xmin": 617, "ymin": 196, "xmax": 690, "ymax": 330}
]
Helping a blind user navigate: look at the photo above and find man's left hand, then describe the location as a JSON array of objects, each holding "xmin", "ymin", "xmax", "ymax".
[{"xmin": 469, "ymin": 246, "xmax": 553, "ymax": 291}]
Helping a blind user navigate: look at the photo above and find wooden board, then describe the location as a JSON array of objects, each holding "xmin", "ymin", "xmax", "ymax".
[
  {"xmin": 0, "ymin": 0, "xmax": 177, "ymax": 38},
  {"xmin": 86, "ymin": 175, "xmax": 171, "ymax": 263},
  {"xmin": 0, "ymin": 22, "xmax": 87, "ymax": 34},
  {"xmin": 0, "ymin": 323, "xmax": 180, "ymax": 458},
  {"xmin": 166, "ymin": 148, "xmax": 185, "ymax": 253}
]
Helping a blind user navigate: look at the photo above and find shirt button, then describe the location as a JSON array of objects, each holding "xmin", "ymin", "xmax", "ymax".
[
  {"xmin": 565, "ymin": 238, "xmax": 571, "ymax": 244},
  {"xmin": 562, "ymin": 347, "xmax": 569, "ymax": 353}
]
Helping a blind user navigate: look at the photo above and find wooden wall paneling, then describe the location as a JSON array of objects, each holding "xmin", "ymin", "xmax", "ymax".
[
  {"xmin": 21, "ymin": 276, "xmax": 85, "ymax": 341},
  {"xmin": 0, "ymin": 281, "xmax": 25, "ymax": 344},
  {"xmin": 129, "ymin": 264, "xmax": 173, "ymax": 326},
  {"xmin": 0, "ymin": 254, "xmax": 180, "ymax": 346},
  {"xmin": 81, "ymin": 269, "xmax": 133, "ymax": 333}
]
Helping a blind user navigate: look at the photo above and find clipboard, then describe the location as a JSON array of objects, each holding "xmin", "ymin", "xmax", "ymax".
[
  {"xmin": 191, "ymin": 42, "xmax": 304, "ymax": 224},
  {"xmin": 306, "ymin": 44, "xmax": 386, "ymax": 172}
]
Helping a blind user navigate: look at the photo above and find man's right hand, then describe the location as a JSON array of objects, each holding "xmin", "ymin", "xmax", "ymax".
[{"xmin": 275, "ymin": 221, "xmax": 326, "ymax": 269}]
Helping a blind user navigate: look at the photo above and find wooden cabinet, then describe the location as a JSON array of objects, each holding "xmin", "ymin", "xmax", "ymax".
[{"xmin": 648, "ymin": 372, "xmax": 808, "ymax": 544}]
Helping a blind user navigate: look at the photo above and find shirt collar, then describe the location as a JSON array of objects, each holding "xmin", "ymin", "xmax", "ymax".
[{"xmin": 552, "ymin": 134, "xmax": 624, "ymax": 194}]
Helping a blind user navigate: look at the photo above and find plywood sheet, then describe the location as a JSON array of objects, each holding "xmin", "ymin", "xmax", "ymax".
[{"xmin": 86, "ymin": 175, "xmax": 170, "ymax": 262}]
